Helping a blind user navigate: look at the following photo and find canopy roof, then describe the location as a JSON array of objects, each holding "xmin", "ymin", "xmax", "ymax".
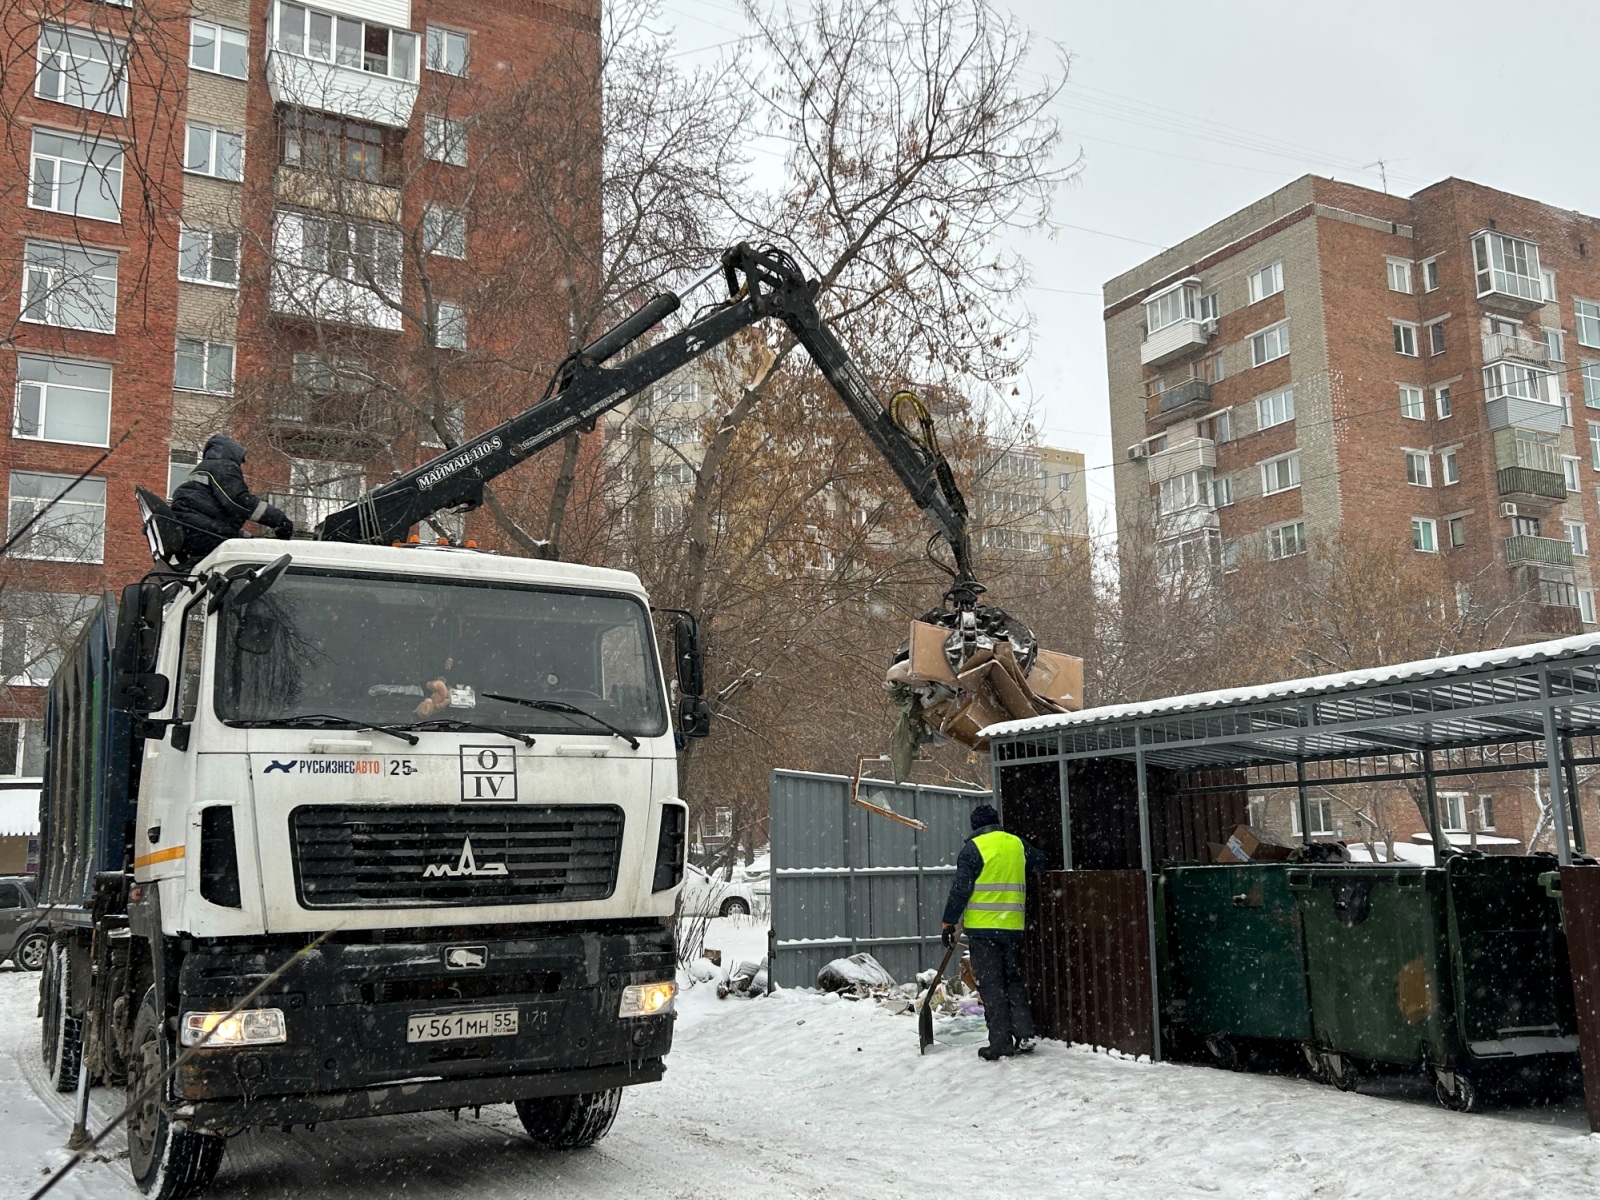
[{"xmin": 984, "ymin": 633, "xmax": 1600, "ymax": 773}]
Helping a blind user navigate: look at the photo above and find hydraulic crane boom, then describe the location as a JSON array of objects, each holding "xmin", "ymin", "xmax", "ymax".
[{"xmin": 317, "ymin": 243, "xmax": 976, "ymax": 592}]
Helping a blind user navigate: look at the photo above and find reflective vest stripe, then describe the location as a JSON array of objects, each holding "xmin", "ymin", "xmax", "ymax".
[{"xmin": 963, "ymin": 829, "xmax": 1027, "ymax": 932}]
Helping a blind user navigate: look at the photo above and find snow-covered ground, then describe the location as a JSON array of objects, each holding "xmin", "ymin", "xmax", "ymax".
[{"xmin": 3, "ymin": 916, "xmax": 1598, "ymax": 1199}]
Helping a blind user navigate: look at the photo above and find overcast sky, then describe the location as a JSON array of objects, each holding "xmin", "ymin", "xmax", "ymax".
[{"xmin": 657, "ymin": 0, "xmax": 1596, "ymax": 530}]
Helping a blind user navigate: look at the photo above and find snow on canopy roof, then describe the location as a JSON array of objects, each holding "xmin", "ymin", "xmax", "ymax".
[
  {"xmin": 982, "ymin": 631, "xmax": 1600, "ymax": 743},
  {"xmin": 0, "ymin": 788, "xmax": 40, "ymax": 838}
]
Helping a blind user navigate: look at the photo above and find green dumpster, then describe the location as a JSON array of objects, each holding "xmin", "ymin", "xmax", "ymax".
[
  {"xmin": 1160, "ymin": 864, "xmax": 1315, "ymax": 1070},
  {"xmin": 1292, "ymin": 854, "xmax": 1577, "ymax": 1110}
]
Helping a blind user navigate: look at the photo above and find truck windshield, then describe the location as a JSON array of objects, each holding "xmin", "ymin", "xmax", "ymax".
[{"xmin": 214, "ymin": 569, "xmax": 667, "ymax": 737}]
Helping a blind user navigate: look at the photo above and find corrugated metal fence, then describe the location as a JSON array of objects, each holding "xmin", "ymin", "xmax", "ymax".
[{"xmin": 769, "ymin": 769, "xmax": 990, "ymax": 990}]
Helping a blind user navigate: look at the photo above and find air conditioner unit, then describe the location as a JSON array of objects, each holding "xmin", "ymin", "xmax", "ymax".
[
  {"xmin": 1202, "ymin": 317, "xmax": 1219, "ymax": 336},
  {"xmin": 1500, "ymin": 502, "xmax": 1519, "ymax": 518},
  {"xmin": 1127, "ymin": 443, "xmax": 1150, "ymax": 462}
]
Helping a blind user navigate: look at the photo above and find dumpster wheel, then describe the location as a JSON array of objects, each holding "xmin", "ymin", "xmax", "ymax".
[
  {"xmin": 1321, "ymin": 1052, "xmax": 1361, "ymax": 1092},
  {"xmin": 1433, "ymin": 1067, "xmax": 1478, "ymax": 1113},
  {"xmin": 1300, "ymin": 1043, "xmax": 1330, "ymax": 1084},
  {"xmin": 1203, "ymin": 1035, "xmax": 1243, "ymax": 1071}
]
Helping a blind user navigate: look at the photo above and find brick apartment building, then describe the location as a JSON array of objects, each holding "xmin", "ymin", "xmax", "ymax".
[
  {"xmin": 0, "ymin": 0, "xmax": 598, "ymax": 813},
  {"xmin": 1104, "ymin": 174, "xmax": 1600, "ymax": 853}
]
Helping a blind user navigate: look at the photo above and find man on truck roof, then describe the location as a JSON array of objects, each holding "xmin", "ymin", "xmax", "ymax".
[{"xmin": 169, "ymin": 434, "xmax": 294, "ymax": 567}]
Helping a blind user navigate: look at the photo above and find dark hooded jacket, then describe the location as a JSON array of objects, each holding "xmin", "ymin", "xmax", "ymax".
[{"xmin": 169, "ymin": 435, "xmax": 288, "ymax": 560}]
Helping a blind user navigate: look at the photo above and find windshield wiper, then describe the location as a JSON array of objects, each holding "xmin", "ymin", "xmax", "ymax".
[
  {"xmin": 483, "ymin": 694, "xmax": 640, "ymax": 750},
  {"xmin": 408, "ymin": 718, "xmax": 536, "ymax": 747},
  {"xmin": 252, "ymin": 713, "xmax": 419, "ymax": 746}
]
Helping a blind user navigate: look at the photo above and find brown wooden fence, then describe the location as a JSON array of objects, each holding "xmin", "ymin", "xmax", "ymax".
[
  {"xmin": 1023, "ymin": 869, "xmax": 1153, "ymax": 1058},
  {"xmin": 1560, "ymin": 864, "xmax": 1600, "ymax": 1133}
]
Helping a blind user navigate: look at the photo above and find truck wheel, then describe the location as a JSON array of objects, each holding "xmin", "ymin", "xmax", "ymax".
[
  {"xmin": 127, "ymin": 987, "xmax": 224, "ymax": 1198},
  {"xmin": 42, "ymin": 944, "xmax": 83, "ymax": 1092},
  {"xmin": 15, "ymin": 930, "xmax": 49, "ymax": 971},
  {"xmin": 719, "ymin": 898, "xmax": 750, "ymax": 917},
  {"xmin": 515, "ymin": 1088, "xmax": 623, "ymax": 1150}
]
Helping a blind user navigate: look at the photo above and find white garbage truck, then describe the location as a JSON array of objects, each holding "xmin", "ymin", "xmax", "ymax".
[{"xmin": 35, "ymin": 244, "xmax": 1007, "ymax": 1197}]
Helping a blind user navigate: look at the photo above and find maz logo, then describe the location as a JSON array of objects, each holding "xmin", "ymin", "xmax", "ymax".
[
  {"xmin": 444, "ymin": 945, "xmax": 488, "ymax": 971},
  {"xmin": 264, "ymin": 760, "xmax": 297, "ymax": 774},
  {"xmin": 423, "ymin": 837, "xmax": 509, "ymax": 879}
]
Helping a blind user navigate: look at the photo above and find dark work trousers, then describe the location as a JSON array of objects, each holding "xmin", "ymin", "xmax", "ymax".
[{"xmin": 969, "ymin": 937, "xmax": 1034, "ymax": 1051}]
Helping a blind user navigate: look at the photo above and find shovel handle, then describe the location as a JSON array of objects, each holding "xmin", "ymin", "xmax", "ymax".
[{"xmin": 919, "ymin": 923, "xmax": 964, "ymax": 1016}]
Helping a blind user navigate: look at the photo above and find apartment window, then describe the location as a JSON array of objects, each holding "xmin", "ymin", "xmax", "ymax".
[
  {"xmin": 1542, "ymin": 268, "xmax": 1558, "ymax": 305},
  {"xmin": 1386, "ymin": 258, "xmax": 1413, "ymax": 293},
  {"xmin": 426, "ymin": 26, "xmax": 468, "ymax": 75},
  {"xmin": 0, "ymin": 594, "xmax": 93, "ymax": 687},
  {"xmin": 1267, "ymin": 521, "xmax": 1306, "ymax": 560},
  {"xmin": 1196, "ymin": 291, "xmax": 1220, "ymax": 323},
  {"xmin": 1250, "ymin": 322, "xmax": 1289, "ymax": 367},
  {"xmin": 0, "ymin": 719, "xmax": 44, "ymax": 776},
  {"xmin": 1423, "ymin": 257, "xmax": 1439, "ymax": 292},
  {"xmin": 1441, "ymin": 449, "xmax": 1460, "ymax": 486},
  {"xmin": 1260, "ymin": 452, "xmax": 1300, "ymax": 495},
  {"xmin": 1435, "ymin": 385, "xmax": 1452, "ymax": 419},
  {"xmin": 29, "ymin": 130, "xmax": 123, "ymax": 222},
  {"xmin": 1404, "ymin": 450, "xmax": 1431, "ymax": 487},
  {"xmin": 1392, "ymin": 321, "xmax": 1419, "ymax": 357},
  {"xmin": 1196, "ymin": 351, "xmax": 1226, "ymax": 384},
  {"xmin": 1568, "ymin": 521, "xmax": 1589, "ymax": 557},
  {"xmin": 168, "ymin": 448, "xmax": 197, "ymax": 498},
  {"xmin": 36, "ymin": 24, "xmax": 128, "ymax": 116},
  {"xmin": 1412, "ymin": 517, "xmax": 1437, "ymax": 552},
  {"xmin": 1584, "ymin": 363, "xmax": 1600, "ymax": 408},
  {"xmin": 7, "ymin": 472, "xmax": 106, "ymax": 562},
  {"xmin": 1583, "ymin": 589, "xmax": 1598, "ymax": 625},
  {"xmin": 1158, "ymin": 471, "xmax": 1211, "ymax": 515},
  {"xmin": 1514, "ymin": 514, "xmax": 1542, "ymax": 537},
  {"xmin": 1143, "ymin": 284, "xmax": 1198, "ymax": 336},
  {"xmin": 21, "ymin": 240, "xmax": 117, "ymax": 333},
  {"xmin": 14, "ymin": 356, "xmax": 111, "ymax": 446},
  {"xmin": 432, "ymin": 300, "xmax": 466, "ymax": 350},
  {"xmin": 1589, "ymin": 423, "xmax": 1600, "ymax": 471},
  {"xmin": 280, "ymin": 457, "xmax": 366, "ymax": 529},
  {"xmin": 423, "ymin": 205, "xmax": 467, "ymax": 258},
  {"xmin": 1514, "ymin": 433, "xmax": 1560, "ymax": 475},
  {"xmin": 178, "ymin": 229, "xmax": 239, "ymax": 286},
  {"xmin": 423, "ymin": 114, "xmax": 468, "ymax": 166},
  {"xmin": 1448, "ymin": 516, "xmax": 1467, "ymax": 548},
  {"xmin": 1483, "ymin": 361, "xmax": 1553, "ymax": 403},
  {"xmin": 185, "ymin": 123, "xmax": 244, "ymax": 182},
  {"xmin": 1256, "ymin": 387, "xmax": 1294, "ymax": 429},
  {"xmin": 272, "ymin": 3, "xmax": 418, "ymax": 81},
  {"xmin": 1213, "ymin": 475, "xmax": 1234, "ymax": 507},
  {"xmin": 1538, "ymin": 568, "xmax": 1579, "ymax": 610},
  {"xmin": 174, "ymin": 338, "xmax": 235, "ymax": 394},
  {"xmin": 1428, "ymin": 321, "xmax": 1446, "ymax": 355},
  {"xmin": 281, "ymin": 111, "xmax": 393, "ymax": 183},
  {"xmin": 190, "ymin": 20, "xmax": 248, "ymax": 79},
  {"xmin": 1399, "ymin": 385, "xmax": 1425, "ymax": 420},
  {"xmin": 1247, "ymin": 261, "xmax": 1283, "ymax": 303},
  {"xmin": 293, "ymin": 215, "xmax": 400, "ymax": 291},
  {"xmin": 1197, "ymin": 409, "xmax": 1231, "ymax": 443},
  {"xmin": 1565, "ymin": 456, "xmax": 1582, "ymax": 492},
  {"xmin": 1472, "ymin": 231, "xmax": 1543, "ymax": 302},
  {"xmin": 1578, "ymin": 300, "xmax": 1600, "ymax": 349},
  {"xmin": 1547, "ymin": 328, "xmax": 1566, "ymax": 362}
]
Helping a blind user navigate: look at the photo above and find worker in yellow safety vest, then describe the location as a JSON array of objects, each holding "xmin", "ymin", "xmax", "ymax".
[{"xmin": 941, "ymin": 803, "xmax": 1048, "ymax": 1060}]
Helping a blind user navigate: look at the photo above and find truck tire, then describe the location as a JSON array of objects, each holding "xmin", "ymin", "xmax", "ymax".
[
  {"xmin": 127, "ymin": 987, "xmax": 224, "ymax": 1198},
  {"xmin": 514, "ymin": 1088, "xmax": 623, "ymax": 1150},
  {"xmin": 41, "ymin": 943, "xmax": 83, "ymax": 1092},
  {"xmin": 14, "ymin": 930, "xmax": 49, "ymax": 971}
]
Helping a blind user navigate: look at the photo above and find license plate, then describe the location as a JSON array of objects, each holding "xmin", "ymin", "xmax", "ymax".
[{"xmin": 406, "ymin": 1009, "xmax": 519, "ymax": 1043}]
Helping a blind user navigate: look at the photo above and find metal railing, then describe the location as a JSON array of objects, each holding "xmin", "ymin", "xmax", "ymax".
[
  {"xmin": 1503, "ymin": 535, "xmax": 1573, "ymax": 568},
  {"xmin": 1496, "ymin": 466, "xmax": 1568, "ymax": 501},
  {"xmin": 1482, "ymin": 332, "xmax": 1550, "ymax": 365}
]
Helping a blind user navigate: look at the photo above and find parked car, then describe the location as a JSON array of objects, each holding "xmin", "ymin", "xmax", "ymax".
[
  {"xmin": 679, "ymin": 863, "xmax": 758, "ymax": 917},
  {"xmin": 0, "ymin": 875, "xmax": 48, "ymax": 971}
]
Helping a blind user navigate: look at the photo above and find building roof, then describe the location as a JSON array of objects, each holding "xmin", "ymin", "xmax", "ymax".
[
  {"xmin": 983, "ymin": 632, "xmax": 1600, "ymax": 772},
  {"xmin": 0, "ymin": 788, "xmax": 41, "ymax": 838}
]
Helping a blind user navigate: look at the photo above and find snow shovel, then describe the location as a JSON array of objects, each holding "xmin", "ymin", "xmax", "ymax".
[{"xmin": 918, "ymin": 924, "xmax": 963, "ymax": 1054}]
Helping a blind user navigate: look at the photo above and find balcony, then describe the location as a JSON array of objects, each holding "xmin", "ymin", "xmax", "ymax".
[
  {"xmin": 1503, "ymin": 535, "xmax": 1573, "ymax": 568},
  {"xmin": 1150, "ymin": 377, "xmax": 1211, "ymax": 424},
  {"xmin": 1482, "ymin": 332, "xmax": 1549, "ymax": 366},
  {"xmin": 1472, "ymin": 231, "xmax": 1547, "ymax": 314},
  {"xmin": 275, "ymin": 168, "xmax": 402, "ymax": 223},
  {"xmin": 265, "ymin": 1, "xmax": 419, "ymax": 129},
  {"xmin": 1155, "ymin": 503, "xmax": 1219, "ymax": 538},
  {"xmin": 1496, "ymin": 466, "xmax": 1568, "ymax": 505},
  {"xmin": 1146, "ymin": 436, "xmax": 1215, "ymax": 485},
  {"xmin": 1140, "ymin": 318, "xmax": 1211, "ymax": 367},
  {"xmin": 1485, "ymin": 394, "xmax": 1561, "ymax": 434}
]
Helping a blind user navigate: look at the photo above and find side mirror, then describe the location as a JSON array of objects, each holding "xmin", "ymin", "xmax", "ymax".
[
  {"xmin": 672, "ymin": 615, "xmax": 711, "ymax": 739},
  {"xmin": 114, "ymin": 583, "xmax": 169, "ymax": 715},
  {"xmin": 234, "ymin": 553, "xmax": 293, "ymax": 607},
  {"xmin": 207, "ymin": 553, "xmax": 292, "ymax": 614}
]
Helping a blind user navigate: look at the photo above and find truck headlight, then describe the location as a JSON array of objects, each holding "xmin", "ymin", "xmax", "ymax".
[
  {"xmin": 181, "ymin": 1008, "xmax": 288, "ymax": 1047},
  {"xmin": 618, "ymin": 981, "xmax": 676, "ymax": 1018}
]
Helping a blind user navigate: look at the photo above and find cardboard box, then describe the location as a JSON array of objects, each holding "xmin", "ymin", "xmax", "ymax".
[
  {"xmin": 1208, "ymin": 842, "xmax": 1239, "ymax": 864},
  {"xmin": 1027, "ymin": 650, "xmax": 1084, "ymax": 711},
  {"xmin": 906, "ymin": 621, "xmax": 959, "ymax": 685},
  {"xmin": 937, "ymin": 691, "xmax": 1008, "ymax": 745},
  {"xmin": 1224, "ymin": 824, "xmax": 1297, "ymax": 862},
  {"xmin": 956, "ymin": 659, "xmax": 1034, "ymax": 721}
]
